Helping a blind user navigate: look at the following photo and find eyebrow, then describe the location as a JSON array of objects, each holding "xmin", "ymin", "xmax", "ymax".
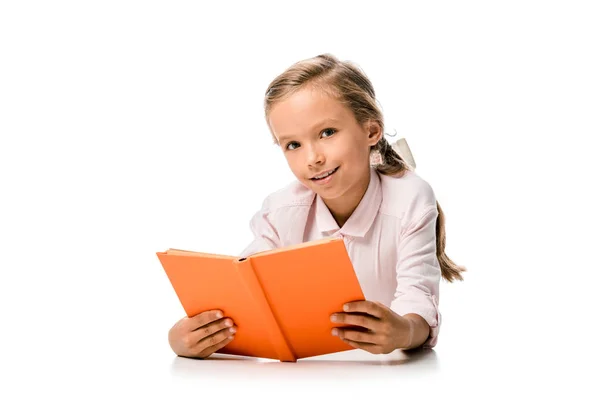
[{"xmin": 277, "ymin": 118, "xmax": 340, "ymax": 144}]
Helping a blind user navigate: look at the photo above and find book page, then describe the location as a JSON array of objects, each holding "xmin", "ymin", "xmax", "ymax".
[
  {"xmin": 164, "ymin": 249, "xmax": 236, "ymax": 260},
  {"xmin": 248, "ymin": 236, "xmax": 338, "ymax": 258}
]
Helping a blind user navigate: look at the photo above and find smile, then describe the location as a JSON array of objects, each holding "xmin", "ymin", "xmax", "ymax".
[{"xmin": 310, "ymin": 167, "xmax": 339, "ymax": 181}]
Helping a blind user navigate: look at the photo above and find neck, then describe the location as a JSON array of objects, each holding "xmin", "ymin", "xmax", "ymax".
[{"xmin": 323, "ymin": 168, "xmax": 371, "ymax": 228}]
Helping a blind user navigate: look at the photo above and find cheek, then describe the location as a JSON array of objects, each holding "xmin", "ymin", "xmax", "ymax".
[
  {"xmin": 284, "ymin": 154, "xmax": 303, "ymax": 175},
  {"xmin": 338, "ymin": 142, "xmax": 367, "ymax": 165}
]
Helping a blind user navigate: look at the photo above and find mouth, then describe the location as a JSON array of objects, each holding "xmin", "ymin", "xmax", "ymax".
[{"xmin": 310, "ymin": 166, "xmax": 339, "ymax": 181}]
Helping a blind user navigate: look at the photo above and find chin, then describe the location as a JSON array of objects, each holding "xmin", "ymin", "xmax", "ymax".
[{"xmin": 310, "ymin": 182, "xmax": 344, "ymax": 199}]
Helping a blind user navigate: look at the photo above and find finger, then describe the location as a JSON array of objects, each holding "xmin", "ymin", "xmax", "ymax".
[
  {"xmin": 199, "ymin": 334, "xmax": 236, "ymax": 358},
  {"xmin": 333, "ymin": 327, "xmax": 381, "ymax": 345},
  {"xmin": 331, "ymin": 312, "xmax": 381, "ymax": 331},
  {"xmin": 189, "ymin": 318, "xmax": 235, "ymax": 344},
  {"xmin": 194, "ymin": 325, "xmax": 237, "ymax": 353},
  {"xmin": 340, "ymin": 337, "xmax": 383, "ymax": 354},
  {"xmin": 342, "ymin": 301, "xmax": 386, "ymax": 318},
  {"xmin": 187, "ymin": 309, "xmax": 224, "ymax": 330}
]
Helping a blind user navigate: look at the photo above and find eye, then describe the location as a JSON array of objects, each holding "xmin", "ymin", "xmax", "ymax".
[
  {"xmin": 321, "ymin": 128, "xmax": 337, "ymax": 138},
  {"xmin": 285, "ymin": 141, "xmax": 300, "ymax": 151}
]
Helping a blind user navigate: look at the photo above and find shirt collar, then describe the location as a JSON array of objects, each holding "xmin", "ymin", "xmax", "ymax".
[{"xmin": 315, "ymin": 167, "xmax": 382, "ymax": 238}]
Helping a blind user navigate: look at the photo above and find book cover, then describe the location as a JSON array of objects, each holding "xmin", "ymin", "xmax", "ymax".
[{"xmin": 156, "ymin": 237, "xmax": 366, "ymax": 362}]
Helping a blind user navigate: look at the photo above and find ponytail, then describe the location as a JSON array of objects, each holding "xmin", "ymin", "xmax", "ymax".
[{"xmin": 374, "ymin": 138, "xmax": 466, "ymax": 282}]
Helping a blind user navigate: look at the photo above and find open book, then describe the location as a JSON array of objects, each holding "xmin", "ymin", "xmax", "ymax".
[{"xmin": 156, "ymin": 237, "xmax": 365, "ymax": 362}]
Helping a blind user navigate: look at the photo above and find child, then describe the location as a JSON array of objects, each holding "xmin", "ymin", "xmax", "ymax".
[{"xmin": 168, "ymin": 53, "xmax": 465, "ymax": 359}]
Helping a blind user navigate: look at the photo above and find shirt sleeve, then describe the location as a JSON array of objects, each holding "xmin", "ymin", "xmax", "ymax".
[
  {"xmin": 238, "ymin": 202, "xmax": 281, "ymax": 258},
  {"xmin": 390, "ymin": 205, "xmax": 442, "ymax": 348}
]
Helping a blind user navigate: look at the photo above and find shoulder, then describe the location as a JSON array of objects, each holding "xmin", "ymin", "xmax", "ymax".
[
  {"xmin": 378, "ymin": 169, "xmax": 437, "ymax": 219},
  {"xmin": 258, "ymin": 179, "xmax": 315, "ymax": 213}
]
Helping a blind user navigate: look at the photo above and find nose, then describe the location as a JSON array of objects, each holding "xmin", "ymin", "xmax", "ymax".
[{"xmin": 306, "ymin": 143, "xmax": 325, "ymax": 167}]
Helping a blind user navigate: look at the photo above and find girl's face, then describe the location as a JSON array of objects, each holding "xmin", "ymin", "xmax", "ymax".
[{"xmin": 268, "ymin": 86, "xmax": 381, "ymax": 202}]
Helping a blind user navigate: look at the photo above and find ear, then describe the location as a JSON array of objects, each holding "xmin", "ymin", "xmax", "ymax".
[{"xmin": 364, "ymin": 120, "xmax": 382, "ymax": 146}]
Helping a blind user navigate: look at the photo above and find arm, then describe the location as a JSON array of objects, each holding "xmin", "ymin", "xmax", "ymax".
[
  {"xmin": 330, "ymin": 203, "xmax": 442, "ymax": 353},
  {"xmin": 329, "ymin": 302, "xmax": 435, "ymax": 353},
  {"xmin": 390, "ymin": 205, "xmax": 442, "ymax": 348},
  {"xmin": 400, "ymin": 313, "xmax": 432, "ymax": 349}
]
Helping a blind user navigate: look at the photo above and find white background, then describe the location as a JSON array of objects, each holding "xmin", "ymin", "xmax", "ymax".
[{"xmin": 1, "ymin": 1, "xmax": 598, "ymax": 398}]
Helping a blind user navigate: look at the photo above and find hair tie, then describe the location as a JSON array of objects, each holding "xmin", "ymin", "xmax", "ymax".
[{"xmin": 392, "ymin": 138, "xmax": 416, "ymax": 169}]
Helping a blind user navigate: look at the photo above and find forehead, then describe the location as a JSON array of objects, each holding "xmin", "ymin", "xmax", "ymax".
[{"xmin": 268, "ymin": 87, "xmax": 353, "ymax": 137}]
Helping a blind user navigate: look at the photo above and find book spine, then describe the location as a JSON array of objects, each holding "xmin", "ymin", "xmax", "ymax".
[{"xmin": 236, "ymin": 258, "xmax": 297, "ymax": 362}]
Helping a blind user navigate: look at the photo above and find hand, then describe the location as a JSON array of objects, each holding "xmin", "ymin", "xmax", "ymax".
[
  {"xmin": 330, "ymin": 301, "xmax": 412, "ymax": 354},
  {"xmin": 168, "ymin": 310, "xmax": 237, "ymax": 359}
]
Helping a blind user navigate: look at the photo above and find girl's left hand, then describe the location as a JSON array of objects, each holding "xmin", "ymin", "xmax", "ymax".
[{"xmin": 330, "ymin": 300, "xmax": 411, "ymax": 354}]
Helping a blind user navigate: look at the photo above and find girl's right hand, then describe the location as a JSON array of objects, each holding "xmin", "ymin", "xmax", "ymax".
[{"xmin": 168, "ymin": 310, "xmax": 237, "ymax": 359}]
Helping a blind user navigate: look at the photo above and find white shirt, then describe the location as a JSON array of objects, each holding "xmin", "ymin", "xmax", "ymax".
[{"xmin": 240, "ymin": 167, "xmax": 442, "ymax": 347}]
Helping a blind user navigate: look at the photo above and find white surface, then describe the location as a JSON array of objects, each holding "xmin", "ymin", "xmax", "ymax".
[{"xmin": 1, "ymin": 1, "xmax": 599, "ymax": 398}]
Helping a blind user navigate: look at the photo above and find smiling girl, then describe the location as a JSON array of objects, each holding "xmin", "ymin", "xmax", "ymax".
[{"xmin": 168, "ymin": 54, "xmax": 465, "ymax": 359}]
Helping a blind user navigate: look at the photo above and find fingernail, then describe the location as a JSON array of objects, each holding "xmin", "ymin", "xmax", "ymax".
[
  {"xmin": 331, "ymin": 328, "xmax": 338, "ymax": 336},
  {"xmin": 330, "ymin": 315, "xmax": 338, "ymax": 322},
  {"xmin": 343, "ymin": 304, "xmax": 349, "ymax": 312},
  {"xmin": 216, "ymin": 311, "xmax": 223, "ymax": 318},
  {"xmin": 229, "ymin": 327, "xmax": 236, "ymax": 334},
  {"xmin": 224, "ymin": 319, "xmax": 232, "ymax": 327}
]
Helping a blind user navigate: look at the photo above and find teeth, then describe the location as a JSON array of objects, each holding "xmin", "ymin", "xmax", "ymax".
[{"xmin": 314, "ymin": 168, "xmax": 336, "ymax": 179}]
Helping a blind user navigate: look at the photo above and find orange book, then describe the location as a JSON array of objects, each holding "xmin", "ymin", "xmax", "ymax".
[{"xmin": 156, "ymin": 237, "xmax": 366, "ymax": 362}]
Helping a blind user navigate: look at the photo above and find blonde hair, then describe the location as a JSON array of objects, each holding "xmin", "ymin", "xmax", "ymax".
[{"xmin": 264, "ymin": 53, "xmax": 465, "ymax": 282}]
